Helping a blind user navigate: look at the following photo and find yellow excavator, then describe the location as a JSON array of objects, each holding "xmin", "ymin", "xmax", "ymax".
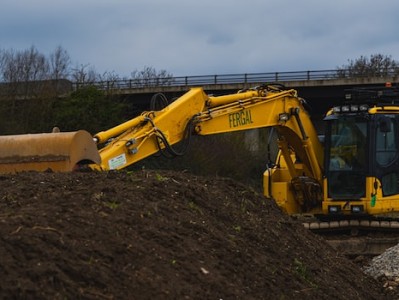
[{"xmin": 1, "ymin": 84, "xmax": 399, "ymax": 230}]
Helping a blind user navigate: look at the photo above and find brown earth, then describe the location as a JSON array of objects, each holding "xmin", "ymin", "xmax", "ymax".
[{"xmin": 0, "ymin": 169, "xmax": 394, "ymax": 299}]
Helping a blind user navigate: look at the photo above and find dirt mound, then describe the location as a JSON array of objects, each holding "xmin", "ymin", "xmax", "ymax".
[{"xmin": 0, "ymin": 170, "xmax": 390, "ymax": 299}]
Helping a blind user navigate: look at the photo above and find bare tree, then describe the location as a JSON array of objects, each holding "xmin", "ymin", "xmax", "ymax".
[
  {"xmin": 20, "ymin": 46, "xmax": 48, "ymax": 82},
  {"xmin": 0, "ymin": 46, "xmax": 71, "ymax": 83},
  {"xmin": 0, "ymin": 46, "xmax": 49, "ymax": 82},
  {"xmin": 0, "ymin": 49, "xmax": 6, "ymax": 81},
  {"xmin": 337, "ymin": 54, "xmax": 399, "ymax": 78},
  {"xmin": 131, "ymin": 66, "xmax": 174, "ymax": 87},
  {"xmin": 96, "ymin": 70, "xmax": 122, "ymax": 90},
  {"xmin": 0, "ymin": 48, "xmax": 20, "ymax": 83},
  {"xmin": 49, "ymin": 46, "xmax": 71, "ymax": 80},
  {"xmin": 71, "ymin": 64, "xmax": 97, "ymax": 85},
  {"xmin": 0, "ymin": 46, "xmax": 51, "ymax": 100}
]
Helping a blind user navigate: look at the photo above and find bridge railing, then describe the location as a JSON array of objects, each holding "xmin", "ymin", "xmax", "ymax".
[{"xmin": 73, "ymin": 69, "xmax": 398, "ymax": 91}]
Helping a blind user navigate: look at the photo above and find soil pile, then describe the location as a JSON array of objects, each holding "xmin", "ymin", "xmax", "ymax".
[{"xmin": 0, "ymin": 170, "xmax": 391, "ymax": 299}]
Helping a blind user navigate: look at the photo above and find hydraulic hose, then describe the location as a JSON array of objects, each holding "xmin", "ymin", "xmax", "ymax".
[
  {"xmin": 144, "ymin": 116, "xmax": 196, "ymax": 158},
  {"xmin": 150, "ymin": 93, "xmax": 169, "ymax": 111},
  {"xmin": 267, "ymin": 128, "xmax": 276, "ymax": 197}
]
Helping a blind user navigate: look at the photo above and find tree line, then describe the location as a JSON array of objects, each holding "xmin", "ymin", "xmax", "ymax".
[
  {"xmin": 1, "ymin": 46, "xmax": 398, "ymax": 85},
  {"xmin": 0, "ymin": 45, "xmax": 175, "ymax": 135},
  {"xmin": 336, "ymin": 54, "xmax": 399, "ymax": 78},
  {"xmin": 0, "ymin": 45, "xmax": 173, "ymax": 85}
]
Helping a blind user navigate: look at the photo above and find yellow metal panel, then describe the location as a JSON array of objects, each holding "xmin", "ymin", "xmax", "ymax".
[
  {"xmin": 271, "ymin": 182, "xmax": 301, "ymax": 214},
  {"xmin": 0, "ymin": 130, "xmax": 100, "ymax": 173}
]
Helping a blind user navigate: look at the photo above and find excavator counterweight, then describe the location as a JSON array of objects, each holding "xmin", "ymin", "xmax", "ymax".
[{"xmin": 0, "ymin": 130, "xmax": 101, "ymax": 173}]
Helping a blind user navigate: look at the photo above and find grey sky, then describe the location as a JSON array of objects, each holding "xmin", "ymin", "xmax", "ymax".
[{"xmin": 1, "ymin": 0, "xmax": 398, "ymax": 77}]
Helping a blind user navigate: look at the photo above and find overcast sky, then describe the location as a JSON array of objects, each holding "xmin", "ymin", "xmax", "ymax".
[{"xmin": 1, "ymin": 0, "xmax": 398, "ymax": 77}]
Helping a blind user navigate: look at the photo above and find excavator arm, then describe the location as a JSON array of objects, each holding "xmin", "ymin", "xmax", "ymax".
[{"xmin": 91, "ymin": 86, "xmax": 323, "ymax": 181}]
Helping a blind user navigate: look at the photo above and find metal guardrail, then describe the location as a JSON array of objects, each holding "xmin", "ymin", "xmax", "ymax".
[{"xmin": 73, "ymin": 69, "xmax": 399, "ymax": 91}]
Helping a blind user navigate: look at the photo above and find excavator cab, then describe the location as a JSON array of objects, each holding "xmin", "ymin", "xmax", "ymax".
[{"xmin": 322, "ymin": 87, "xmax": 399, "ymax": 217}]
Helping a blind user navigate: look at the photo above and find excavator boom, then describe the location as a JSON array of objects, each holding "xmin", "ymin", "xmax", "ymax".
[{"xmin": 90, "ymin": 86, "xmax": 323, "ymax": 185}]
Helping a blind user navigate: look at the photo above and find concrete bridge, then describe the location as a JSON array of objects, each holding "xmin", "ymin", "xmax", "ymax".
[{"xmin": 76, "ymin": 69, "xmax": 398, "ymax": 118}]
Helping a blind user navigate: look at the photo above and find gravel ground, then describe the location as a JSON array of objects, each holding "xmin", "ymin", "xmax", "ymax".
[{"xmin": 364, "ymin": 243, "xmax": 399, "ymax": 294}]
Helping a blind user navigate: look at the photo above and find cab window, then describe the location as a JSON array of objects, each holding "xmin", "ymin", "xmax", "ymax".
[{"xmin": 376, "ymin": 117, "xmax": 397, "ymax": 166}]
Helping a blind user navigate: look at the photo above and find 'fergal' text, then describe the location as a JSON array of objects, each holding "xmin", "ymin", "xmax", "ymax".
[{"xmin": 228, "ymin": 110, "xmax": 254, "ymax": 128}]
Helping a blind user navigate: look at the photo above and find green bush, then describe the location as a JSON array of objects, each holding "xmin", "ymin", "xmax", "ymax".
[
  {"xmin": 0, "ymin": 97, "xmax": 57, "ymax": 134},
  {"xmin": 52, "ymin": 86, "xmax": 126, "ymax": 134}
]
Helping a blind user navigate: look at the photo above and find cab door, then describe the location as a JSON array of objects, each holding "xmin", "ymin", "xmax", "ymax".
[
  {"xmin": 374, "ymin": 115, "xmax": 399, "ymax": 196},
  {"xmin": 324, "ymin": 116, "xmax": 368, "ymax": 199}
]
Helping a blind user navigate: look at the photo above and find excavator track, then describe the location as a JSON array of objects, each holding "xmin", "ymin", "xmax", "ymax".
[
  {"xmin": 302, "ymin": 219, "xmax": 399, "ymax": 231},
  {"xmin": 325, "ymin": 236, "xmax": 399, "ymax": 258},
  {"xmin": 300, "ymin": 219, "xmax": 399, "ymax": 257}
]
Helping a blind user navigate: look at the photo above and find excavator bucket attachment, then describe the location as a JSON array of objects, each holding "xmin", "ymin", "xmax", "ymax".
[{"xmin": 0, "ymin": 130, "xmax": 101, "ymax": 173}]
